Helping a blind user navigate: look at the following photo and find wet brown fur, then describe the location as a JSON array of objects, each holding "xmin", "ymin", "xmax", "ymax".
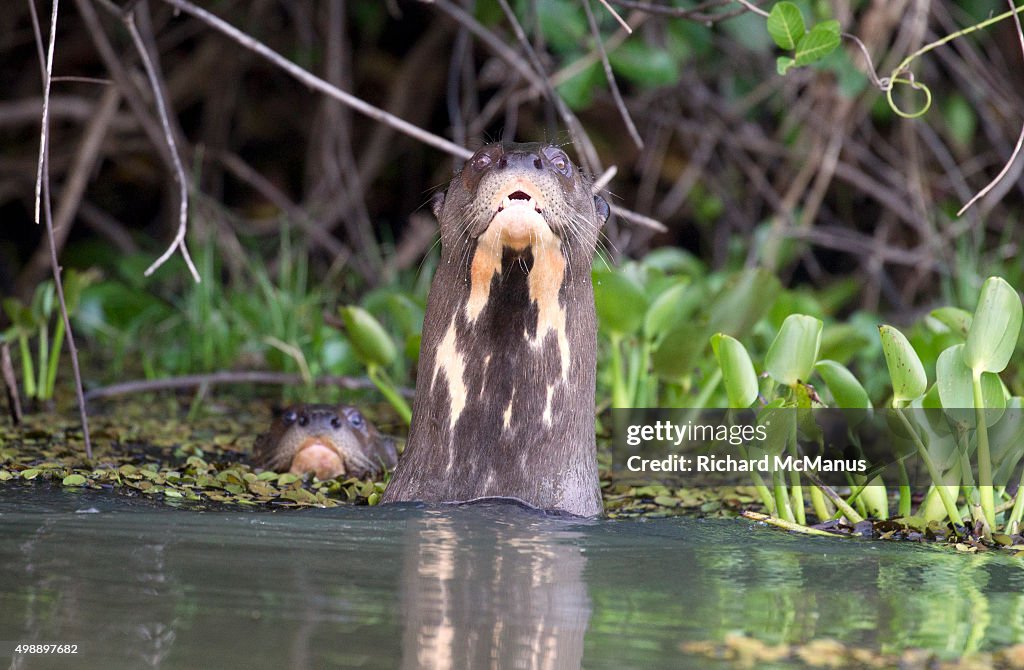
[{"xmin": 381, "ymin": 143, "xmax": 607, "ymax": 516}]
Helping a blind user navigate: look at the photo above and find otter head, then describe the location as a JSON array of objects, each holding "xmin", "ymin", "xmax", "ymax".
[
  {"xmin": 381, "ymin": 142, "xmax": 609, "ymax": 517},
  {"xmin": 253, "ymin": 404, "xmax": 397, "ymax": 480},
  {"xmin": 435, "ymin": 142, "xmax": 608, "ymax": 259}
]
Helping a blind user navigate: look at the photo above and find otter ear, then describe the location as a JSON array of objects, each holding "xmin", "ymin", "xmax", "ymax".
[
  {"xmin": 594, "ymin": 195, "xmax": 610, "ymax": 224},
  {"xmin": 431, "ymin": 192, "xmax": 446, "ymax": 220}
]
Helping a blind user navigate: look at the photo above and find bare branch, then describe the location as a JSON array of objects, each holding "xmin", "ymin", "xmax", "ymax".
[
  {"xmin": 122, "ymin": 8, "xmax": 200, "ymax": 282},
  {"xmin": 32, "ymin": 0, "xmax": 93, "ymax": 457},
  {"xmin": 957, "ymin": 0, "xmax": 1024, "ymax": 217},
  {"xmin": 583, "ymin": 0, "xmax": 643, "ymax": 149},
  {"xmin": 32, "ymin": 0, "xmax": 59, "ymax": 224}
]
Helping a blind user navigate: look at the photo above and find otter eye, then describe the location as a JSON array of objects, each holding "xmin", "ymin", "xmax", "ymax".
[
  {"xmin": 471, "ymin": 148, "xmax": 496, "ymax": 172},
  {"xmin": 543, "ymin": 147, "xmax": 571, "ymax": 176},
  {"xmin": 282, "ymin": 410, "xmax": 298, "ymax": 426},
  {"xmin": 348, "ymin": 411, "xmax": 365, "ymax": 429}
]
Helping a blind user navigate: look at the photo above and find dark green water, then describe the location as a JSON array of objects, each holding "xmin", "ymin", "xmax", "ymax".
[{"xmin": 2, "ymin": 486, "xmax": 1023, "ymax": 669}]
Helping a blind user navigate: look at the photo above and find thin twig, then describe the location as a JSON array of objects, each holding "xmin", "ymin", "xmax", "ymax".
[
  {"xmin": 740, "ymin": 510, "xmax": 839, "ymax": 537},
  {"xmin": 733, "ymin": 0, "xmax": 767, "ymax": 18},
  {"xmin": 592, "ymin": 165, "xmax": 617, "ymax": 192},
  {"xmin": 596, "ymin": 0, "xmax": 631, "ymax": 33},
  {"xmin": 610, "ymin": 203, "xmax": 667, "ymax": 232},
  {"xmin": 1, "ymin": 343, "xmax": 23, "ymax": 425},
  {"xmin": 33, "ymin": 0, "xmax": 59, "ymax": 224},
  {"xmin": 33, "ymin": 0, "xmax": 93, "ymax": 457},
  {"xmin": 583, "ymin": 0, "xmax": 643, "ymax": 149},
  {"xmin": 123, "ymin": 9, "xmax": 200, "ymax": 282},
  {"xmin": 957, "ymin": 0, "xmax": 1024, "ymax": 216}
]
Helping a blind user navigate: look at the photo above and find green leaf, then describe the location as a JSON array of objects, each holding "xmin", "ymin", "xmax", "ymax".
[
  {"xmin": 594, "ymin": 268, "xmax": 648, "ymax": 336},
  {"xmin": 643, "ymin": 280, "xmax": 691, "ymax": 343},
  {"xmin": 936, "ymin": 344, "xmax": 1005, "ymax": 424},
  {"xmin": 766, "ymin": 2, "xmax": 805, "ymax": 50},
  {"xmin": 62, "ymin": 474, "xmax": 87, "ymax": 486},
  {"xmin": 964, "ymin": 276, "xmax": 1022, "ymax": 374},
  {"xmin": 817, "ymin": 19, "xmax": 841, "ymax": 35},
  {"xmin": 711, "ymin": 333, "xmax": 759, "ymax": 408},
  {"xmin": 776, "ymin": 56, "xmax": 796, "ymax": 76},
  {"xmin": 929, "ymin": 306, "xmax": 972, "ymax": 338},
  {"xmin": 765, "ymin": 314, "xmax": 822, "ymax": 387},
  {"xmin": 340, "ymin": 305, "xmax": 397, "ymax": 368},
  {"xmin": 794, "ymin": 24, "xmax": 841, "ymax": 66},
  {"xmin": 879, "ymin": 325, "xmax": 927, "ymax": 404},
  {"xmin": 814, "ymin": 359, "xmax": 870, "ymax": 409}
]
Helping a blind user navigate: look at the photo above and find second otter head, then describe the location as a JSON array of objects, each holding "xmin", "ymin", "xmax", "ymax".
[{"xmin": 253, "ymin": 404, "xmax": 397, "ymax": 481}]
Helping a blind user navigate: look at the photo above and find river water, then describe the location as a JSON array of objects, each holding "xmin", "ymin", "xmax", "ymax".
[{"xmin": 2, "ymin": 486, "xmax": 1023, "ymax": 668}]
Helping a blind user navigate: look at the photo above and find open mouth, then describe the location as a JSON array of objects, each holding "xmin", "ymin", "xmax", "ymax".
[{"xmin": 497, "ymin": 190, "xmax": 542, "ymax": 214}]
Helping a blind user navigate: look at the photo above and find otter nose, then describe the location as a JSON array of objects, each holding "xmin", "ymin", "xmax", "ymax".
[{"xmin": 497, "ymin": 151, "xmax": 544, "ymax": 171}]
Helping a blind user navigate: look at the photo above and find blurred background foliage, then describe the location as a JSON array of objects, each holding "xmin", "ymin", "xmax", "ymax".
[{"xmin": 1, "ymin": 0, "xmax": 1022, "ymax": 408}]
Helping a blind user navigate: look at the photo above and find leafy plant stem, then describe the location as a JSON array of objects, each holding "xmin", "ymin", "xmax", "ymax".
[
  {"xmin": 610, "ymin": 333, "xmax": 629, "ymax": 408},
  {"xmin": 787, "ymin": 418, "xmax": 806, "ymax": 525},
  {"xmin": 740, "ymin": 443, "xmax": 775, "ymax": 514},
  {"xmin": 36, "ymin": 325, "xmax": 48, "ymax": 400},
  {"xmin": 627, "ymin": 340, "xmax": 650, "ymax": 407},
  {"xmin": 1006, "ymin": 467, "xmax": 1024, "ymax": 534},
  {"xmin": 773, "ymin": 470, "xmax": 794, "ymax": 523},
  {"xmin": 691, "ymin": 366, "xmax": 722, "ymax": 409},
  {"xmin": 18, "ymin": 334, "xmax": 36, "ymax": 399},
  {"xmin": 45, "ymin": 316, "xmax": 66, "ymax": 398},
  {"xmin": 972, "ymin": 369, "xmax": 996, "ymax": 528},
  {"xmin": 897, "ymin": 460, "xmax": 912, "ymax": 517},
  {"xmin": 894, "ymin": 407, "xmax": 964, "ymax": 525},
  {"xmin": 809, "ymin": 485, "xmax": 830, "ymax": 522}
]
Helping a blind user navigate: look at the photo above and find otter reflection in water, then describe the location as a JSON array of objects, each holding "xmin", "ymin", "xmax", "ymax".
[{"xmin": 398, "ymin": 504, "xmax": 592, "ymax": 669}]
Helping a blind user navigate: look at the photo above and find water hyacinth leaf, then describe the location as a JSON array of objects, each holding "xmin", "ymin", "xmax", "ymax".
[
  {"xmin": 765, "ymin": 314, "xmax": 822, "ymax": 387},
  {"xmin": 879, "ymin": 325, "xmax": 927, "ymax": 403},
  {"xmin": 964, "ymin": 276, "xmax": 1022, "ymax": 374},
  {"xmin": 711, "ymin": 333, "xmax": 758, "ymax": 408},
  {"xmin": 593, "ymin": 268, "xmax": 648, "ymax": 336},
  {"xmin": 814, "ymin": 360, "xmax": 870, "ymax": 409},
  {"xmin": 936, "ymin": 344, "xmax": 1005, "ymax": 424},
  {"xmin": 929, "ymin": 306, "xmax": 972, "ymax": 338},
  {"xmin": 644, "ymin": 279, "xmax": 691, "ymax": 342},
  {"xmin": 62, "ymin": 474, "xmax": 87, "ymax": 486},
  {"xmin": 766, "ymin": 1, "xmax": 805, "ymax": 50},
  {"xmin": 340, "ymin": 305, "xmax": 396, "ymax": 368},
  {"xmin": 793, "ymin": 23, "xmax": 841, "ymax": 67}
]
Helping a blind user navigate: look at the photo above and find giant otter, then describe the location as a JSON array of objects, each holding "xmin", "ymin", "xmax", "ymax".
[
  {"xmin": 381, "ymin": 142, "xmax": 608, "ymax": 516},
  {"xmin": 253, "ymin": 404, "xmax": 398, "ymax": 480}
]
